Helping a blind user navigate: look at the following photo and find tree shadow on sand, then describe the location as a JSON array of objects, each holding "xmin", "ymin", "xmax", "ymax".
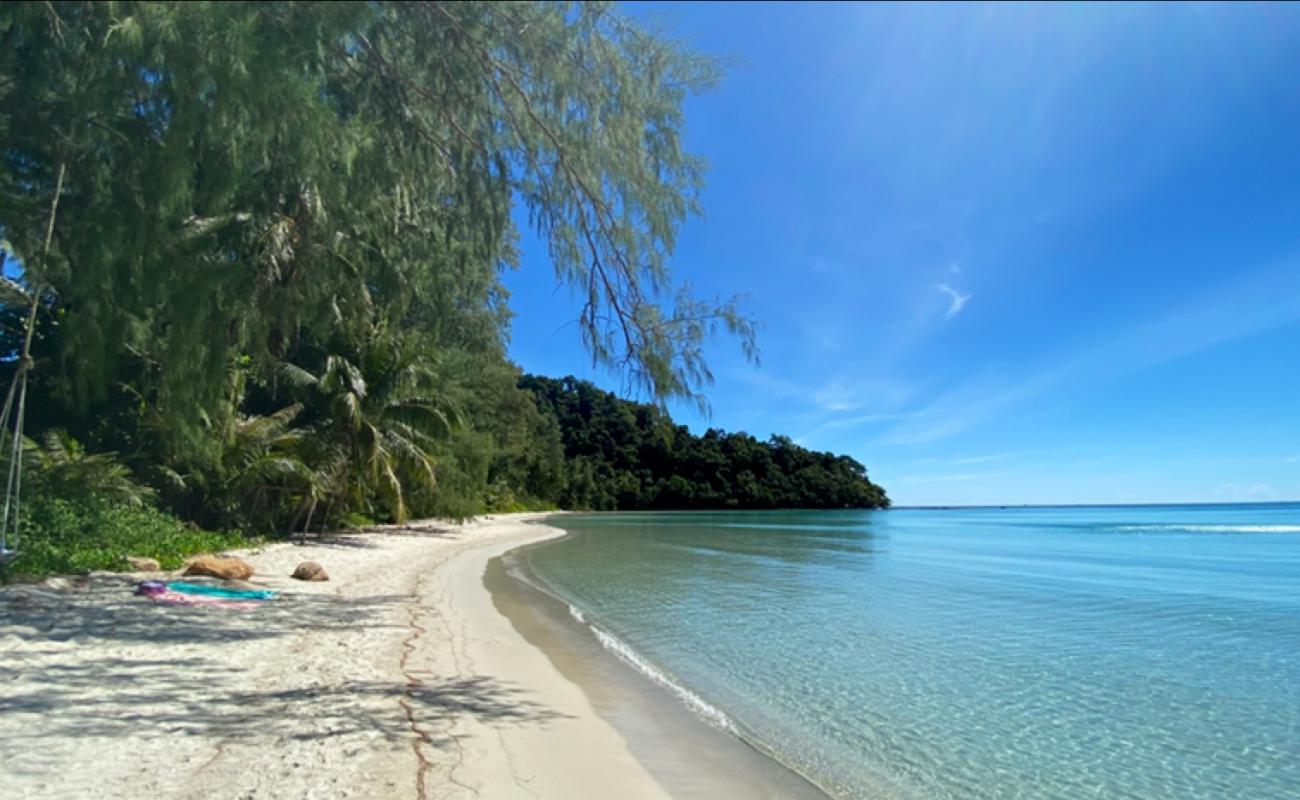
[
  {"xmin": 284, "ymin": 525, "xmax": 462, "ymax": 549},
  {"xmin": 0, "ymin": 574, "xmax": 570, "ymax": 754},
  {"xmin": 0, "ymin": 661, "xmax": 565, "ymax": 744},
  {"xmin": 0, "ymin": 574, "xmax": 406, "ymax": 646}
]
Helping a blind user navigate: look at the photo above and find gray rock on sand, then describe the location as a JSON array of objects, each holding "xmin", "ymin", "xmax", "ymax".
[
  {"xmin": 124, "ymin": 556, "xmax": 162, "ymax": 572},
  {"xmin": 291, "ymin": 561, "xmax": 329, "ymax": 582},
  {"xmin": 183, "ymin": 554, "xmax": 256, "ymax": 581}
]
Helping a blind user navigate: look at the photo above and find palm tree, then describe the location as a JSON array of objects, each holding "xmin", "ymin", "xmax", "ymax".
[
  {"xmin": 145, "ymin": 370, "xmax": 322, "ymax": 535},
  {"xmin": 214, "ymin": 403, "xmax": 324, "ymax": 533},
  {"xmin": 278, "ymin": 331, "xmax": 456, "ymax": 523},
  {"xmin": 23, "ymin": 429, "xmax": 155, "ymax": 507}
]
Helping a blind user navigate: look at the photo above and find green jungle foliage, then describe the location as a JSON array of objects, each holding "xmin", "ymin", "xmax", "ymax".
[
  {"xmin": 0, "ymin": 2, "xmax": 886, "ymax": 576},
  {"xmin": 15, "ymin": 493, "xmax": 250, "ymax": 576},
  {"xmin": 523, "ymin": 376, "xmax": 889, "ymax": 510},
  {"xmin": 7, "ymin": 436, "xmax": 249, "ymax": 576}
]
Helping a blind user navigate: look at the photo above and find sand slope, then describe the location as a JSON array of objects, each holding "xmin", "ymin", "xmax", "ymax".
[{"xmin": 0, "ymin": 514, "xmax": 670, "ymax": 800}]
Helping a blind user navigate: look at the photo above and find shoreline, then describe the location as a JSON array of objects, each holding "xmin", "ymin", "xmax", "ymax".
[
  {"xmin": 0, "ymin": 512, "xmax": 821, "ymax": 799},
  {"xmin": 488, "ymin": 525, "xmax": 830, "ymax": 800},
  {"xmin": 0, "ymin": 514, "xmax": 667, "ymax": 798}
]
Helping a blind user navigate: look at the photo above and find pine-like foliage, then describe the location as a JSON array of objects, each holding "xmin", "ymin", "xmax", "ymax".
[
  {"xmin": 0, "ymin": 3, "xmax": 877, "ymax": 538},
  {"xmin": 0, "ymin": 1, "xmax": 753, "ymax": 424}
]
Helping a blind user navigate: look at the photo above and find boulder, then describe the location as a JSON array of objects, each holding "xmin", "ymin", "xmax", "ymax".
[
  {"xmin": 291, "ymin": 561, "xmax": 329, "ymax": 582},
  {"xmin": 124, "ymin": 556, "xmax": 161, "ymax": 572},
  {"xmin": 183, "ymin": 554, "xmax": 255, "ymax": 581}
]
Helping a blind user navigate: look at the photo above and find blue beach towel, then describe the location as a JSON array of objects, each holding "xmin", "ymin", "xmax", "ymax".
[{"xmin": 166, "ymin": 581, "xmax": 278, "ymax": 601}]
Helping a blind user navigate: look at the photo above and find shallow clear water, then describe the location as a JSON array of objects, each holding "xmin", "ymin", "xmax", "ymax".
[{"xmin": 523, "ymin": 506, "xmax": 1300, "ymax": 800}]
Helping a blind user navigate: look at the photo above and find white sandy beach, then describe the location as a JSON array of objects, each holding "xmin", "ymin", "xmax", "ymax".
[{"xmin": 0, "ymin": 514, "xmax": 675, "ymax": 800}]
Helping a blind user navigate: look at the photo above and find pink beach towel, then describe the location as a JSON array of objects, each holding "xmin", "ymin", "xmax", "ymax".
[{"xmin": 149, "ymin": 589, "xmax": 263, "ymax": 611}]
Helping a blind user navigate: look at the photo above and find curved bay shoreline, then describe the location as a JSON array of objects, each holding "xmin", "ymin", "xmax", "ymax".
[
  {"xmin": 0, "ymin": 512, "xmax": 820, "ymax": 799},
  {"xmin": 489, "ymin": 521, "xmax": 829, "ymax": 800}
]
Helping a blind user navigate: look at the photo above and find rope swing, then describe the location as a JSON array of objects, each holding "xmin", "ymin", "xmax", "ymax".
[{"xmin": 0, "ymin": 161, "xmax": 65, "ymax": 566}]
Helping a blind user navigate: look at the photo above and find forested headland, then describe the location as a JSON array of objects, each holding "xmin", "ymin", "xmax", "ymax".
[
  {"xmin": 0, "ymin": 2, "xmax": 886, "ymax": 576},
  {"xmin": 525, "ymin": 376, "xmax": 888, "ymax": 510}
]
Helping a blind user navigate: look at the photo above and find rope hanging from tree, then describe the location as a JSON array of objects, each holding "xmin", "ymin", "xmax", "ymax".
[{"xmin": 0, "ymin": 161, "xmax": 64, "ymax": 565}]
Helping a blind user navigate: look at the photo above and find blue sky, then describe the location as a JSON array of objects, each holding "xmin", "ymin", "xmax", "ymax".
[{"xmin": 503, "ymin": 2, "xmax": 1300, "ymax": 506}]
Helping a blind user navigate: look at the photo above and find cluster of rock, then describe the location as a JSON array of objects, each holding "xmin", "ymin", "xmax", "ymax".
[
  {"xmin": 290, "ymin": 561, "xmax": 328, "ymax": 581},
  {"xmin": 123, "ymin": 554, "xmax": 329, "ymax": 582},
  {"xmin": 182, "ymin": 554, "xmax": 256, "ymax": 581}
]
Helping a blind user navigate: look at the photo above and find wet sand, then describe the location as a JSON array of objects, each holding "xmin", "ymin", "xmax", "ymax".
[{"xmin": 488, "ymin": 546, "xmax": 829, "ymax": 799}]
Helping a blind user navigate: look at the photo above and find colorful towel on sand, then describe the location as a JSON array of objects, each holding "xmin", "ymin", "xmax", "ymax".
[
  {"xmin": 135, "ymin": 580, "xmax": 273, "ymax": 610},
  {"xmin": 149, "ymin": 589, "xmax": 263, "ymax": 611},
  {"xmin": 166, "ymin": 581, "xmax": 277, "ymax": 601}
]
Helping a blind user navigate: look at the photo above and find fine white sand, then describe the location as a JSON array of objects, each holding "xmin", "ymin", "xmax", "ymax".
[{"xmin": 0, "ymin": 514, "xmax": 675, "ymax": 799}]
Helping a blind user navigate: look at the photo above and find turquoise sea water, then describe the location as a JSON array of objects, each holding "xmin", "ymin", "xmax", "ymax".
[{"xmin": 521, "ymin": 506, "xmax": 1300, "ymax": 799}]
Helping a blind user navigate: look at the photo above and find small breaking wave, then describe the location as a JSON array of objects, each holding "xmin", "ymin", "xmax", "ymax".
[
  {"xmin": 585, "ymin": 624, "xmax": 740, "ymax": 734},
  {"xmin": 505, "ymin": 551, "xmax": 741, "ymax": 735},
  {"xmin": 1113, "ymin": 524, "xmax": 1300, "ymax": 534}
]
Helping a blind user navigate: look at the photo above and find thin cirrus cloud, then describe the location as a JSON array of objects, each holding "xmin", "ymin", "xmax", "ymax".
[
  {"xmin": 948, "ymin": 453, "xmax": 1017, "ymax": 465},
  {"xmin": 790, "ymin": 260, "xmax": 1300, "ymax": 452},
  {"xmin": 790, "ymin": 377, "xmax": 918, "ymax": 442},
  {"xmin": 878, "ymin": 259, "xmax": 1300, "ymax": 446},
  {"xmin": 896, "ymin": 471, "xmax": 1006, "ymax": 485},
  {"xmin": 724, "ymin": 369, "xmax": 915, "ymax": 429},
  {"xmin": 936, "ymin": 283, "xmax": 971, "ymax": 320},
  {"xmin": 923, "ymin": 452, "xmax": 1020, "ymax": 466},
  {"xmin": 812, "ymin": 376, "xmax": 914, "ymax": 412},
  {"xmin": 795, "ymin": 410, "xmax": 919, "ymax": 445}
]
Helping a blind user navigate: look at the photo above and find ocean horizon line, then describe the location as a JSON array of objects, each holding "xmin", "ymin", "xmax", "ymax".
[
  {"xmin": 552, "ymin": 500, "xmax": 1300, "ymax": 513},
  {"xmin": 888, "ymin": 499, "xmax": 1300, "ymax": 510}
]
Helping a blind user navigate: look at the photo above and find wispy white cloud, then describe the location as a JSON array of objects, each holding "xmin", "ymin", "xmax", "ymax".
[
  {"xmin": 726, "ymin": 370, "xmax": 916, "ymax": 445},
  {"xmin": 896, "ymin": 471, "xmax": 1005, "ymax": 484},
  {"xmin": 810, "ymin": 376, "xmax": 914, "ymax": 413},
  {"xmin": 937, "ymin": 283, "xmax": 971, "ymax": 320},
  {"xmin": 946, "ymin": 452, "xmax": 1019, "ymax": 466},
  {"xmin": 913, "ymin": 452, "xmax": 1021, "ymax": 466},
  {"xmin": 812, "ymin": 380, "xmax": 860, "ymax": 412},
  {"xmin": 749, "ymin": 373, "xmax": 922, "ymax": 445},
  {"xmin": 726, "ymin": 369, "xmax": 812, "ymax": 399},
  {"xmin": 877, "ymin": 375, "xmax": 1042, "ymax": 445},
  {"xmin": 879, "ymin": 259, "xmax": 1300, "ymax": 446},
  {"xmin": 812, "ymin": 333, "xmax": 841, "ymax": 351},
  {"xmin": 796, "ymin": 410, "xmax": 918, "ymax": 445}
]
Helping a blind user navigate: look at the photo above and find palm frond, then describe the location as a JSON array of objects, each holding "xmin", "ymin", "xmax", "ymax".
[
  {"xmin": 385, "ymin": 401, "xmax": 454, "ymax": 439},
  {"xmin": 277, "ymin": 363, "xmax": 320, "ymax": 390},
  {"xmin": 383, "ymin": 430, "xmax": 437, "ymax": 490}
]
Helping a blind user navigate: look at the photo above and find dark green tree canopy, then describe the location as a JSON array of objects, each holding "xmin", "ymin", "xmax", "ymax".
[
  {"xmin": 0, "ymin": 0, "xmax": 754, "ymax": 429},
  {"xmin": 522, "ymin": 375, "xmax": 890, "ymax": 511},
  {"xmin": 0, "ymin": 2, "xmax": 884, "ymax": 550}
]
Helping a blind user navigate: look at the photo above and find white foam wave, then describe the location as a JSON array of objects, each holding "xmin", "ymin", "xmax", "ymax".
[
  {"xmin": 508, "ymin": 557, "xmax": 742, "ymax": 736},
  {"xmin": 587, "ymin": 625, "xmax": 739, "ymax": 734},
  {"xmin": 1115, "ymin": 524, "xmax": 1300, "ymax": 533}
]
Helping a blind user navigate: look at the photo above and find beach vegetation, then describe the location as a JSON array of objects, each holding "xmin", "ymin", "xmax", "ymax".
[
  {"xmin": 524, "ymin": 375, "xmax": 888, "ymax": 510},
  {"xmin": 0, "ymin": 1, "xmax": 885, "ymax": 577},
  {"xmin": 14, "ymin": 490, "xmax": 249, "ymax": 576}
]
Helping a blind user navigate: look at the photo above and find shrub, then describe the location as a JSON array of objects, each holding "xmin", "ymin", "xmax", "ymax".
[{"xmin": 3, "ymin": 490, "xmax": 248, "ymax": 579}]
